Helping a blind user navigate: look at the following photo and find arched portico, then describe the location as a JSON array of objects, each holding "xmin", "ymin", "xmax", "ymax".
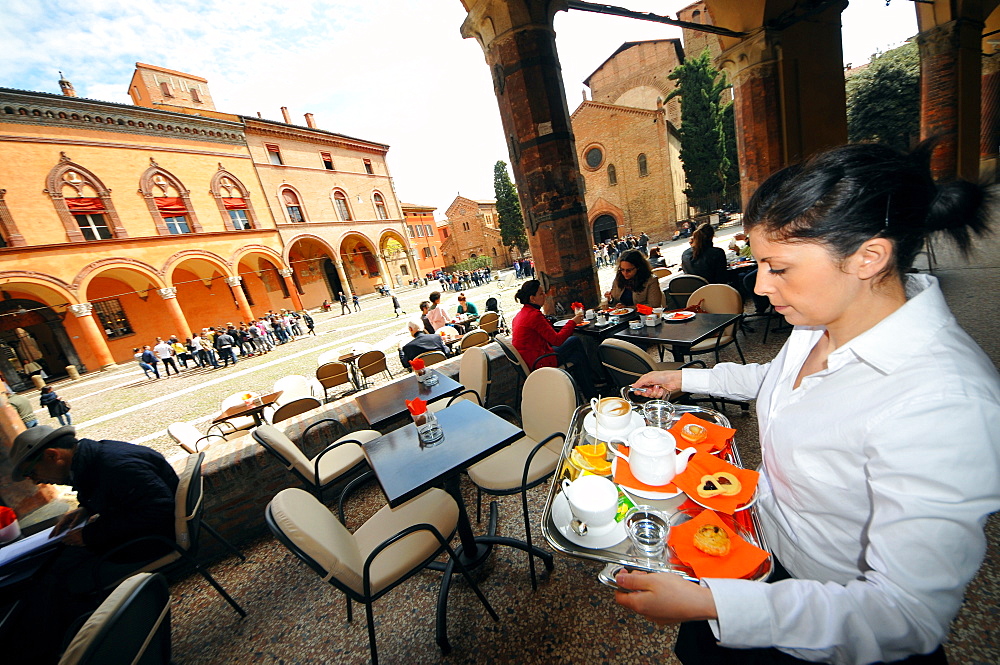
[
  {"xmin": 285, "ymin": 235, "xmax": 343, "ymax": 307},
  {"xmin": 378, "ymin": 228, "xmax": 418, "ymax": 289},
  {"xmin": 339, "ymin": 232, "xmax": 382, "ymax": 296}
]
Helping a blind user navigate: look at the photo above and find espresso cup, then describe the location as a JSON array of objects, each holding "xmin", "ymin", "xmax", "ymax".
[
  {"xmin": 596, "ymin": 313, "xmax": 608, "ymax": 325},
  {"xmin": 590, "ymin": 396, "xmax": 633, "ymax": 431},
  {"xmin": 562, "ymin": 475, "xmax": 619, "ymax": 534},
  {"xmin": 585, "ymin": 309, "xmax": 596, "ymax": 320}
]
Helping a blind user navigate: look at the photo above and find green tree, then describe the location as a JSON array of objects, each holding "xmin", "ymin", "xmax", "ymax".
[
  {"xmin": 666, "ymin": 50, "xmax": 732, "ymax": 211},
  {"xmin": 846, "ymin": 42, "xmax": 919, "ymax": 151},
  {"xmin": 493, "ymin": 160, "xmax": 528, "ymax": 254}
]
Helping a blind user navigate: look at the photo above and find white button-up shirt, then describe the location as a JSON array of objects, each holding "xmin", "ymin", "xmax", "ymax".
[{"xmin": 682, "ymin": 274, "xmax": 1000, "ymax": 664}]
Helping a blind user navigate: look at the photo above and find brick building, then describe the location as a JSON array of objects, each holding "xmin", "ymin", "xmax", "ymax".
[
  {"xmin": 402, "ymin": 203, "xmax": 446, "ymax": 276},
  {"xmin": 572, "ymin": 40, "xmax": 688, "ymax": 243},
  {"xmin": 439, "ymin": 196, "xmax": 515, "ymax": 268}
]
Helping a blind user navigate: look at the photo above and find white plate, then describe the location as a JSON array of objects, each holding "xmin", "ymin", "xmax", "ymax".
[
  {"xmin": 551, "ymin": 493, "xmax": 628, "ymax": 549},
  {"xmin": 583, "ymin": 411, "xmax": 644, "ymax": 441},
  {"xmin": 685, "ymin": 486, "xmax": 760, "ymax": 512},
  {"xmin": 663, "ymin": 311, "xmax": 696, "ymax": 322},
  {"xmin": 607, "ymin": 307, "xmax": 634, "ymax": 316},
  {"xmin": 611, "ymin": 458, "xmax": 684, "ymax": 500}
]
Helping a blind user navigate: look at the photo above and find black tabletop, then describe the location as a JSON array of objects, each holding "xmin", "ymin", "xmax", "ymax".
[
  {"xmin": 353, "ymin": 370, "xmax": 463, "ymax": 428},
  {"xmin": 554, "ymin": 310, "xmax": 639, "ymax": 339},
  {"xmin": 613, "ymin": 312, "xmax": 740, "ymax": 347},
  {"xmin": 362, "ymin": 400, "xmax": 524, "ymax": 508}
]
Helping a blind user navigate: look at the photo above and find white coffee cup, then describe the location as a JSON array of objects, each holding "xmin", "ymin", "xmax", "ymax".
[
  {"xmin": 643, "ymin": 314, "xmax": 658, "ymax": 326},
  {"xmin": 596, "ymin": 313, "xmax": 608, "ymax": 325},
  {"xmin": 590, "ymin": 396, "xmax": 633, "ymax": 431},
  {"xmin": 652, "ymin": 307, "xmax": 664, "ymax": 315},
  {"xmin": 562, "ymin": 475, "xmax": 619, "ymax": 534},
  {"xmin": 585, "ymin": 309, "xmax": 596, "ymax": 320}
]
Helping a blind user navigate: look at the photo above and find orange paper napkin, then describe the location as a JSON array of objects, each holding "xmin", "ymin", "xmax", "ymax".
[
  {"xmin": 670, "ymin": 413, "xmax": 735, "ymax": 455},
  {"xmin": 611, "ymin": 449, "xmax": 679, "ymax": 494},
  {"xmin": 673, "ymin": 452, "xmax": 758, "ymax": 514},
  {"xmin": 670, "ymin": 509, "xmax": 769, "ymax": 579}
]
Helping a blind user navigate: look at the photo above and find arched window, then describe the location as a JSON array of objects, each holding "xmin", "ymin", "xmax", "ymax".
[
  {"xmin": 211, "ymin": 168, "xmax": 258, "ymax": 230},
  {"xmin": 637, "ymin": 153, "xmax": 648, "ymax": 177},
  {"xmin": 333, "ymin": 190, "xmax": 352, "ymax": 221},
  {"xmin": 45, "ymin": 153, "xmax": 126, "ymax": 242},
  {"xmin": 373, "ymin": 192, "xmax": 389, "ymax": 220},
  {"xmin": 282, "ymin": 188, "xmax": 305, "ymax": 223},
  {"xmin": 138, "ymin": 159, "xmax": 202, "ymax": 235},
  {"xmin": 607, "ymin": 163, "xmax": 617, "ymax": 186}
]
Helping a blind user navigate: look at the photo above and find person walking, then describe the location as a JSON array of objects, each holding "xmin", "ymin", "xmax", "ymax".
[
  {"xmin": 352, "ymin": 294, "xmax": 361, "ymax": 312},
  {"xmin": 153, "ymin": 338, "xmax": 179, "ymax": 376},
  {"xmin": 391, "ymin": 293, "xmax": 404, "ymax": 317},
  {"xmin": 301, "ymin": 311, "xmax": 316, "ymax": 335},
  {"xmin": 39, "ymin": 385, "xmax": 71, "ymax": 426},
  {"xmin": 214, "ymin": 328, "xmax": 238, "ymax": 367},
  {"xmin": 339, "ymin": 292, "xmax": 350, "ymax": 315},
  {"xmin": 140, "ymin": 345, "xmax": 160, "ymax": 378},
  {"xmin": 133, "ymin": 347, "xmax": 158, "ymax": 378}
]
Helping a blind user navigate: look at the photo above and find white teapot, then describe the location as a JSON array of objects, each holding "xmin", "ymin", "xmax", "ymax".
[{"xmin": 609, "ymin": 426, "xmax": 696, "ymax": 486}]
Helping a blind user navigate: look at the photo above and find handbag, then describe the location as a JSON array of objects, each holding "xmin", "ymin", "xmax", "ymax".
[{"xmin": 60, "ymin": 399, "xmax": 71, "ymax": 413}]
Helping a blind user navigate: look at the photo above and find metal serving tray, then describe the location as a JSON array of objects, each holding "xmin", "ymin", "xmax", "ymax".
[{"xmin": 540, "ymin": 403, "xmax": 773, "ymax": 586}]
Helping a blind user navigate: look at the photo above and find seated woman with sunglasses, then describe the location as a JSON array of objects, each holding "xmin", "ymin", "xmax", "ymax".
[{"xmin": 600, "ymin": 249, "xmax": 665, "ymax": 310}]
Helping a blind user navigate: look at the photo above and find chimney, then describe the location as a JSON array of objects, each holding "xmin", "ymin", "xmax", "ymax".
[
  {"xmin": 304, "ymin": 113, "xmax": 316, "ymax": 128},
  {"xmin": 280, "ymin": 106, "xmax": 291, "ymax": 124},
  {"xmin": 58, "ymin": 71, "xmax": 77, "ymax": 98}
]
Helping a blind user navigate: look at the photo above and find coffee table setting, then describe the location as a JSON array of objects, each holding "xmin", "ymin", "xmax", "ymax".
[{"xmin": 540, "ymin": 395, "xmax": 772, "ymax": 588}]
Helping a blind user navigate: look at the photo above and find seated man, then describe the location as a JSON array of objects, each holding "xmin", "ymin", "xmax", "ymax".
[
  {"xmin": 400, "ymin": 319, "xmax": 448, "ymax": 368},
  {"xmin": 6, "ymin": 425, "xmax": 179, "ymax": 664}
]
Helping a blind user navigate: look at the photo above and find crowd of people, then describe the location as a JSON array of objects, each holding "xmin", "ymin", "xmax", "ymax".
[{"xmin": 593, "ymin": 231, "xmax": 650, "ymax": 268}]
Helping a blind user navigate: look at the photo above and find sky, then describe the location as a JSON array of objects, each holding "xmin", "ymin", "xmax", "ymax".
[{"xmin": 1, "ymin": 1, "xmax": 918, "ymax": 219}]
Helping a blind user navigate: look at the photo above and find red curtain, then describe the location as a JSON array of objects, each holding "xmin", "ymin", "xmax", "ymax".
[
  {"xmin": 65, "ymin": 197, "xmax": 105, "ymax": 212},
  {"xmin": 222, "ymin": 197, "xmax": 247, "ymax": 210},
  {"xmin": 154, "ymin": 197, "xmax": 187, "ymax": 214}
]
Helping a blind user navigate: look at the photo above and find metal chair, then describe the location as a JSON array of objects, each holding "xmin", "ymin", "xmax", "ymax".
[
  {"xmin": 597, "ymin": 338, "xmax": 704, "ymax": 403},
  {"xmin": 317, "ymin": 349, "xmax": 343, "ymax": 366},
  {"xmin": 477, "ymin": 311, "xmax": 500, "ymax": 338},
  {"xmin": 651, "ymin": 267, "xmax": 672, "ymax": 278},
  {"xmin": 58, "ymin": 573, "xmax": 171, "ymax": 665},
  {"xmin": 316, "ymin": 361, "xmax": 355, "ymax": 402},
  {"xmin": 272, "ymin": 374, "xmax": 316, "ymax": 404},
  {"xmin": 458, "ymin": 329, "xmax": 490, "ymax": 351},
  {"xmin": 466, "ymin": 367, "xmax": 579, "ymax": 589},
  {"xmin": 167, "ymin": 422, "xmax": 226, "ymax": 454},
  {"xmin": 266, "ymin": 486, "xmax": 497, "ymax": 665},
  {"xmin": 208, "ymin": 392, "xmax": 260, "ymax": 436},
  {"xmin": 428, "ymin": 346, "xmax": 491, "ymax": 413},
  {"xmin": 268, "ymin": 396, "xmax": 323, "ymax": 425},
  {"xmin": 412, "ymin": 350, "xmax": 447, "ymax": 367},
  {"xmin": 494, "ymin": 335, "xmax": 559, "ymax": 380},
  {"xmin": 672, "ymin": 284, "xmax": 747, "ymax": 364},
  {"xmin": 94, "ymin": 452, "xmax": 246, "ymax": 617},
  {"xmin": 356, "ymin": 350, "xmax": 392, "ymax": 389},
  {"xmin": 483, "ymin": 297, "xmax": 510, "ymax": 335},
  {"xmin": 251, "ymin": 423, "xmax": 380, "ymax": 503},
  {"xmin": 665, "ymin": 274, "xmax": 708, "ymax": 309}
]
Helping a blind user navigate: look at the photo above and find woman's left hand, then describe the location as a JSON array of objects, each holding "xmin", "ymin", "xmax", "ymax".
[{"xmin": 615, "ymin": 570, "xmax": 718, "ymax": 625}]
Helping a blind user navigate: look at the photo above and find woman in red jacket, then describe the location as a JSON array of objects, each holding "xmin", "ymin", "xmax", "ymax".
[{"xmin": 511, "ymin": 280, "xmax": 597, "ymax": 399}]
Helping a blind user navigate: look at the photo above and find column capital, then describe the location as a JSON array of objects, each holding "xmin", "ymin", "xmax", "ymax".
[
  {"xmin": 157, "ymin": 287, "xmax": 177, "ymax": 300},
  {"xmin": 225, "ymin": 276, "xmax": 242, "ymax": 287},
  {"xmin": 278, "ymin": 268, "xmax": 294, "ymax": 278},
  {"xmin": 69, "ymin": 303, "xmax": 93, "ymax": 317}
]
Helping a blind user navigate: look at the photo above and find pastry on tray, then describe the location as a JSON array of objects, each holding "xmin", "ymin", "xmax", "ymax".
[
  {"xmin": 697, "ymin": 472, "xmax": 742, "ymax": 498},
  {"xmin": 680, "ymin": 422, "xmax": 708, "ymax": 444},
  {"xmin": 693, "ymin": 524, "xmax": 731, "ymax": 557}
]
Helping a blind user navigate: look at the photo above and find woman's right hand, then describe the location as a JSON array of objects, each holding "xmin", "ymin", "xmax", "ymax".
[{"xmin": 630, "ymin": 370, "xmax": 682, "ymax": 399}]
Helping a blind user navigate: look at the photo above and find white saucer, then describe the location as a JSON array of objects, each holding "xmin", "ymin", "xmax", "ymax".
[
  {"xmin": 611, "ymin": 458, "xmax": 684, "ymax": 500},
  {"xmin": 686, "ymin": 486, "xmax": 760, "ymax": 512},
  {"xmin": 552, "ymin": 493, "xmax": 628, "ymax": 549},
  {"xmin": 583, "ymin": 412, "xmax": 644, "ymax": 441}
]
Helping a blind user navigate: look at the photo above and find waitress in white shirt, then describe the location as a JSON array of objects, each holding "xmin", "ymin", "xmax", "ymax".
[{"xmin": 620, "ymin": 141, "xmax": 1000, "ymax": 665}]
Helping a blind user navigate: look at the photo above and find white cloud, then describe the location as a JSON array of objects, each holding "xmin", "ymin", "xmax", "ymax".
[{"xmin": 0, "ymin": 0, "xmax": 919, "ymax": 217}]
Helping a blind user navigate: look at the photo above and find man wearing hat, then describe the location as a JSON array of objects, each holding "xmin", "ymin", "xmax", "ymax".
[{"xmin": 7, "ymin": 425, "xmax": 179, "ymax": 664}]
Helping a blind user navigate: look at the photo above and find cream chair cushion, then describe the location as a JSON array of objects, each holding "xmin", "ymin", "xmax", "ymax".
[{"xmin": 466, "ymin": 436, "xmax": 560, "ymax": 491}]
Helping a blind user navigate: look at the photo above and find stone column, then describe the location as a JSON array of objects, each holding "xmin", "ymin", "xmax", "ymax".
[
  {"xmin": 917, "ymin": 18, "xmax": 985, "ymax": 182},
  {"xmin": 334, "ymin": 260, "xmax": 353, "ymax": 299},
  {"xmin": 225, "ymin": 277, "xmax": 255, "ymax": 322},
  {"xmin": 157, "ymin": 287, "xmax": 191, "ymax": 340},
  {"xmin": 405, "ymin": 250, "xmax": 420, "ymax": 283},
  {"xmin": 69, "ymin": 302, "xmax": 116, "ymax": 369},
  {"xmin": 461, "ymin": 0, "xmax": 599, "ymax": 312},
  {"xmin": 717, "ymin": 5, "xmax": 848, "ymax": 208},
  {"xmin": 375, "ymin": 253, "xmax": 393, "ymax": 287},
  {"xmin": 981, "ymin": 52, "xmax": 1000, "ymax": 183},
  {"xmin": 279, "ymin": 268, "xmax": 304, "ymax": 311}
]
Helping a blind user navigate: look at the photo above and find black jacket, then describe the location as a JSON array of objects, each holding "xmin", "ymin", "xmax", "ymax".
[
  {"xmin": 401, "ymin": 332, "xmax": 448, "ymax": 365},
  {"xmin": 71, "ymin": 439, "xmax": 178, "ymax": 559},
  {"xmin": 681, "ymin": 246, "xmax": 728, "ymax": 284}
]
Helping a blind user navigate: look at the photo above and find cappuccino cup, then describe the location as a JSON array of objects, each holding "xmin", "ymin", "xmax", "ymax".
[
  {"xmin": 562, "ymin": 475, "xmax": 619, "ymax": 535},
  {"xmin": 590, "ymin": 396, "xmax": 633, "ymax": 431}
]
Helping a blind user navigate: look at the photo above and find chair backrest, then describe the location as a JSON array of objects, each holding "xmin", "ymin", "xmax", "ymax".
[
  {"xmin": 413, "ymin": 350, "xmax": 447, "ymax": 367},
  {"xmin": 317, "ymin": 349, "xmax": 342, "ymax": 366},
  {"xmin": 273, "ymin": 375, "xmax": 314, "ymax": 403},
  {"xmin": 266, "ymin": 487, "xmax": 365, "ymax": 594},
  {"xmin": 356, "ymin": 350, "xmax": 387, "ymax": 378},
  {"xmin": 252, "ymin": 424, "xmax": 313, "ymax": 479},
  {"xmin": 688, "ymin": 283, "xmax": 743, "ymax": 338},
  {"xmin": 521, "ymin": 367, "xmax": 578, "ymax": 448},
  {"xmin": 494, "ymin": 335, "xmax": 531, "ymax": 379},
  {"xmin": 58, "ymin": 573, "xmax": 171, "ymax": 665},
  {"xmin": 459, "ymin": 329, "xmax": 489, "ymax": 350},
  {"xmin": 269, "ymin": 397, "xmax": 323, "ymax": 425},
  {"xmin": 174, "ymin": 451, "xmax": 205, "ymax": 553},
  {"xmin": 651, "ymin": 267, "xmax": 672, "ymax": 278},
  {"xmin": 668, "ymin": 275, "xmax": 709, "ymax": 301},
  {"xmin": 167, "ymin": 422, "xmax": 219, "ymax": 454},
  {"xmin": 316, "ymin": 362, "xmax": 351, "ymax": 389},
  {"xmin": 484, "ymin": 297, "xmax": 500, "ymax": 313},
  {"xmin": 457, "ymin": 346, "xmax": 491, "ymax": 405},
  {"xmin": 598, "ymin": 339, "xmax": 655, "ymax": 391},
  {"xmin": 477, "ymin": 311, "xmax": 499, "ymax": 334}
]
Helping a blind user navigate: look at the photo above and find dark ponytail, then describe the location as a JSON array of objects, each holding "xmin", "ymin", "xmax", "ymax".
[{"xmin": 744, "ymin": 140, "xmax": 995, "ymax": 279}]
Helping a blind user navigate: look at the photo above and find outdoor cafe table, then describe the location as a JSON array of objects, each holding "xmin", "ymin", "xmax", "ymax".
[
  {"xmin": 553, "ymin": 309, "xmax": 639, "ymax": 341},
  {"xmin": 353, "ymin": 369, "xmax": 462, "ymax": 429},
  {"xmin": 212, "ymin": 390, "xmax": 283, "ymax": 428},
  {"xmin": 613, "ymin": 312, "xmax": 741, "ymax": 362},
  {"xmin": 360, "ymin": 399, "xmax": 551, "ymax": 649}
]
